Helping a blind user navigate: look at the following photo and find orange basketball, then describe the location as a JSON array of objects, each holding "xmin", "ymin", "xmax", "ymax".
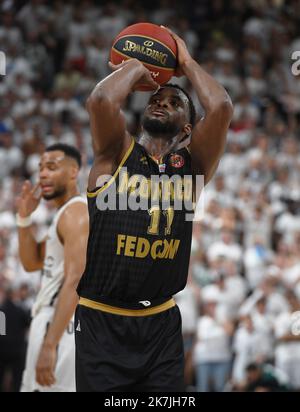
[{"xmin": 110, "ymin": 22, "xmax": 178, "ymax": 91}]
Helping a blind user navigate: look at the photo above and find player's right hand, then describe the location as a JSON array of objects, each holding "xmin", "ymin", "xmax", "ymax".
[
  {"xmin": 17, "ymin": 181, "xmax": 42, "ymax": 218},
  {"xmin": 108, "ymin": 59, "xmax": 159, "ymax": 91}
]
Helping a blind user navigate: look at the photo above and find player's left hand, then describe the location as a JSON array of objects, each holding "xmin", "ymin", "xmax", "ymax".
[
  {"xmin": 36, "ymin": 342, "xmax": 57, "ymax": 387},
  {"xmin": 161, "ymin": 26, "xmax": 193, "ymax": 77},
  {"xmin": 108, "ymin": 59, "xmax": 160, "ymax": 91}
]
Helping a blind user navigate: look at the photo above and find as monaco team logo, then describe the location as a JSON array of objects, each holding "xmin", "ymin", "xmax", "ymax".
[{"xmin": 169, "ymin": 154, "xmax": 184, "ymax": 168}]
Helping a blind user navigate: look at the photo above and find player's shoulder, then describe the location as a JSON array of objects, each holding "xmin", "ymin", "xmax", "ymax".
[
  {"xmin": 58, "ymin": 198, "xmax": 88, "ymax": 226},
  {"xmin": 62, "ymin": 198, "xmax": 87, "ymax": 214},
  {"xmin": 54, "ymin": 197, "xmax": 89, "ymax": 242}
]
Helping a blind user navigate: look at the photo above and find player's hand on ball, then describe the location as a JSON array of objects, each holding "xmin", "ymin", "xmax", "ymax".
[
  {"xmin": 109, "ymin": 59, "xmax": 159, "ymax": 91},
  {"xmin": 36, "ymin": 342, "xmax": 57, "ymax": 387},
  {"xmin": 17, "ymin": 181, "xmax": 42, "ymax": 218},
  {"xmin": 161, "ymin": 26, "xmax": 193, "ymax": 77},
  {"xmin": 108, "ymin": 58, "xmax": 143, "ymax": 71}
]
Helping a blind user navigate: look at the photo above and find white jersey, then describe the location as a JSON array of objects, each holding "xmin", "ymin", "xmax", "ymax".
[{"xmin": 31, "ymin": 196, "xmax": 86, "ymax": 317}]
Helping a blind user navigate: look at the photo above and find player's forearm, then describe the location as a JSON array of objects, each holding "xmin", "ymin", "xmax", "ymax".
[
  {"xmin": 88, "ymin": 59, "xmax": 145, "ymax": 106},
  {"xmin": 182, "ymin": 59, "xmax": 233, "ymax": 113},
  {"xmin": 43, "ymin": 280, "xmax": 79, "ymax": 348},
  {"xmin": 18, "ymin": 227, "xmax": 43, "ymax": 271}
]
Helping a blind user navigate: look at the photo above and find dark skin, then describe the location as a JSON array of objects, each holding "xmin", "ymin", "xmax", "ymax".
[{"xmin": 86, "ymin": 29, "xmax": 233, "ymax": 189}]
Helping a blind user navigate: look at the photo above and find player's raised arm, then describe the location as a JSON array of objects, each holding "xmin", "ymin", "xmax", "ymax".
[
  {"xmin": 17, "ymin": 181, "xmax": 45, "ymax": 272},
  {"xmin": 167, "ymin": 29, "xmax": 233, "ymax": 184},
  {"xmin": 86, "ymin": 59, "xmax": 159, "ymax": 156}
]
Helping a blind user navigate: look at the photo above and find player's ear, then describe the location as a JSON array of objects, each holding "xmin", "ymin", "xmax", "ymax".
[
  {"xmin": 183, "ymin": 123, "xmax": 192, "ymax": 136},
  {"xmin": 70, "ymin": 164, "xmax": 79, "ymax": 180}
]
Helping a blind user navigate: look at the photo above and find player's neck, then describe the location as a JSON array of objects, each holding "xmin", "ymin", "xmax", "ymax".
[
  {"xmin": 53, "ymin": 187, "xmax": 80, "ymax": 209},
  {"xmin": 139, "ymin": 133, "xmax": 179, "ymax": 159}
]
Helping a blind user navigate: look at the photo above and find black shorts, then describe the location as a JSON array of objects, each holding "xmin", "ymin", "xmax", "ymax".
[{"xmin": 75, "ymin": 303, "xmax": 184, "ymax": 392}]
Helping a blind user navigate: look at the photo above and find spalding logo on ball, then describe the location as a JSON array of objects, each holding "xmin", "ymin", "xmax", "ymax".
[{"xmin": 110, "ymin": 22, "xmax": 178, "ymax": 91}]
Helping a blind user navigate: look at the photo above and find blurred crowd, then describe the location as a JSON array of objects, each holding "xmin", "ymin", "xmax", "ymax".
[{"xmin": 1, "ymin": 0, "xmax": 300, "ymax": 392}]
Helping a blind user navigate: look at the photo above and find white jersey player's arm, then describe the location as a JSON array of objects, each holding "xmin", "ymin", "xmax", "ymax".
[
  {"xmin": 36, "ymin": 201, "xmax": 89, "ymax": 387},
  {"xmin": 18, "ymin": 227, "xmax": 45, "ymax": 272},
  {"xmin": 17, "ymin": 181, "xmax": 45, "ymax": 271}
]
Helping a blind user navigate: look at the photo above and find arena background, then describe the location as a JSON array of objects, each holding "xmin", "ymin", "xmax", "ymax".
[{"xmin": 1, "ymin": 0, "xmax": 300, "ymax": 392}]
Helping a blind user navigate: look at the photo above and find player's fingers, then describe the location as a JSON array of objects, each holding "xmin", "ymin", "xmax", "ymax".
[
  {"xmin": 36, "ymin": 369, "xmax": 44, "ymax": 386},
  {"xmin": 145, "ymin": 73, "xmax": 160, "ymax": 90},
  {"xmin": 32, "ymin": 183, "xmax": 42, "ymax": 200},
  {"xmin": 50, "ymin": 374, "xmax": 56, "ymax": 385},
  {"xmin": 41, "ymin": 374, "xmax": 54, "ymax": 387},
  {"xmin": 161, "ymin": 25, "xmax": 171, "ymax": 33},
  {"xmin": 44, "ymin": 371, "xmax": 56, "ymax": 386},
  {"xmin": 161, "ymin": 25, "xmax": 177, "ymax": 38},
  {"xmin": 32, "ymin": 182, "xmax": 40, "ymax": 192},
  {"xmin": 30, "ymin": 183, "xmax": 40, "ymax": 195},
  {"xmin": 108, "ymin": 61, "xmax": 120, "ymax": 71},
  {"xmin": 161, "ymin": 26, "xmax": 185, "ymax": 45},
  {"xmin": 136, "ymin": 81, "xmax": 159, "ymax": 92},
  {"xmin": 21, "ymin": 180, "xmax": 31, "ymax": 196},
  {"xmin": 108, "ymin": 59, "xmax": 134, "ymax": 71},
  {"xmin": 30, "ymin": 183, "xmax": 42, "ymax": 201},
  {"xmin": 174, "ymin": 67, "xmax": 184, "ymax": 77},
  {"xmin": 37, "ymin": 369, "xmax": 55, "ymax": 387}
]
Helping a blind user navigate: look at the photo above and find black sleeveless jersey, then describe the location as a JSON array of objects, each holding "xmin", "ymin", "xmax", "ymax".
[{"xmin": 77, "ymin": 138, "xmax": 194, "ymax": 308}]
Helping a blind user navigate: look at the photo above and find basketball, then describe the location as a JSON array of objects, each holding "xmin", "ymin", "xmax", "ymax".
[{"xmin": 110, "ymin": 22, "xmax": 178, "ymax": 91}]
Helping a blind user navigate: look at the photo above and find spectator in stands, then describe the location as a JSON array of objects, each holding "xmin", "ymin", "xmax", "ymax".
[
  {"xmin": 274, "ymin": 291, "xmax": 300, "ymax": 390},
  {"xmin": 193, "ymin": 285, "xmax": 234, "ymax": 392},
  {"xmin": 243, "ymin": 362, "xmax": 288, "ymax": 392}
]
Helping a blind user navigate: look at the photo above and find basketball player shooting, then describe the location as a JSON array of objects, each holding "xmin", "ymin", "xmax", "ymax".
[
  {"xmin": 75, "ymin": 29, "xmax": 233, "ymax": 391},
  {"xmin": 17, "ymin": 144, "xmax": 89, "ymax": 392}
]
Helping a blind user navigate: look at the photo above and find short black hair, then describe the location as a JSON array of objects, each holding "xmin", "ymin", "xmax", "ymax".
[
  {"xmin": 45, "ymin": 144, "xmax": 81, "ymax": 168},
  {"xmin": 161, "ymin": 83, "xmax": 197, "ymax": 127}
]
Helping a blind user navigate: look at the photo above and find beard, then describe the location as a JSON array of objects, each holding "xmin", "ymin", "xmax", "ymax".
[
  {"xmin": 142, "ymin": 115, "xmax": 181, "ymax": 137},
  {"xmin": 42, "ymin": 186, "xmax": 66, "ymax": 200}
]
